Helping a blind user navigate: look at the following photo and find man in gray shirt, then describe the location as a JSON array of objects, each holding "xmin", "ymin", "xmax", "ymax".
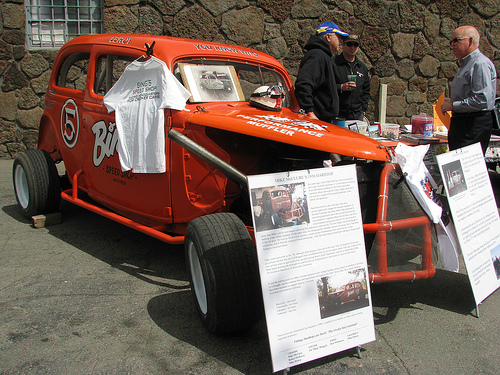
[{"xmin": 441, "ymin": 25, "xmax": 497, "ymax": 155}]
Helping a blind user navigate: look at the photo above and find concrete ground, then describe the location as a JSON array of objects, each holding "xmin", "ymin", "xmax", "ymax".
[{"xmin": 1, "ymin": 158, "xmax": 500, "ymax": 374}]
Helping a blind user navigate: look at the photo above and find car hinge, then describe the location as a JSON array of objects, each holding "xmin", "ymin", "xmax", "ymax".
[{"xmin": 188, "ymin": 192, "xmax": 202, "ymax": 202}]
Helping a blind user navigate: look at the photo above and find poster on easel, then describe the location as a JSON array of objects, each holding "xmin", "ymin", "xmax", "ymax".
[
  {"xmin": 248, "ymin": 165, "xmax": 375, "ymax": 373},
  {"xmin": 436, "ymin": 142, "xmax": 500, "ymax": 305}
]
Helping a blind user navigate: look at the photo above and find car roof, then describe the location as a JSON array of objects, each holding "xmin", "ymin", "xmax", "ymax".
[{"xmin": 62, "ymin": 34, "xmax": 285, "ymax": 70}]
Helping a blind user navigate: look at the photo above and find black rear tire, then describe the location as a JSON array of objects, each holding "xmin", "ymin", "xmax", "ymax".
[
  {"xmin": 13, "ymin": 149, "xmax": 61, "ymax": 218},
  {"xmin": 185, "ymin": 213, "xmax": 263, "ymax": 333}
]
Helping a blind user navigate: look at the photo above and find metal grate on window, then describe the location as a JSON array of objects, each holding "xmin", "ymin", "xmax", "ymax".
[{"xmin": 25, "ymin": 0, "xmax": 103, "ymax": 48}]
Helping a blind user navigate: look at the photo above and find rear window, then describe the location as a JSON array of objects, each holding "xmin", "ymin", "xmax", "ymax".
[{"xmin": 56, "ymin": 52, "xmax": 90, "ymax": 91}]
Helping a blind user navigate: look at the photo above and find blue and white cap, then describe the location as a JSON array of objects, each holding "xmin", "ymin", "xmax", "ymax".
[{"xmin": 316, "ymin": 22, "xmax": 349, "ymax": 38}]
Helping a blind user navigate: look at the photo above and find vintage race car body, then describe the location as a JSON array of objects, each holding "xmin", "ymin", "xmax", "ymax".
[
  {"xmin": 338, "ymin": 282, "xmax": 367, "ymax": 304},
  {"xmin": 34, "ymin": 34, "xmax": 394, "ymax": 232},
  {"xmin": 324, "ymin": 281, "xmax": 368, "ymax": 307},
  {"xmin": 13, "ymin": 34, "xmax": 435, "ymax": 333}
]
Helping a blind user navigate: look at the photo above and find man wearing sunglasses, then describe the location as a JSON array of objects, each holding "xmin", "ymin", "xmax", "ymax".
[
  {"xmin": 440, "ymin": 25, "xmax": 497, "ymax": 155},
  {"xmin": 333, "ymin": 34, "xmax": 370, "ymax": 121},
  {"xmin": 295, "ymin": 22, "xmax": 348, "ymax": 123}
]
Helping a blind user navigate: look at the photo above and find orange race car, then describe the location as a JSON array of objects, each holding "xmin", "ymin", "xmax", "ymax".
[{"xmin": 12, "ymin": 34, "xmax": 435, "ymax": 334}]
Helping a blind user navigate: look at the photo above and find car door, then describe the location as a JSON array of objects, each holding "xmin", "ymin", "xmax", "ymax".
[
  {"xmin": 81, "ymin": 46, "xmax": 173, "ymax": 225},
  {"xmin": 48, "ymin": 46, "xmax": 91, "ymax": 181}
]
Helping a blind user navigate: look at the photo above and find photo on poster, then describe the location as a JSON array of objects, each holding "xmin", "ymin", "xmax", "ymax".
[
  {"xmin": 441, "ymin": 159, "xmax": 467, "ymax": 197},
  {"xmin": 317, "ymin": 268, "xmax": 369, "ymax": 319},
  {"xmin": 491, "ymin": 245, "xmax": 500, "ymax": 280},
  {"xmin": 251, "ymin": 183, "xmax": 309, "ymax": 232}
]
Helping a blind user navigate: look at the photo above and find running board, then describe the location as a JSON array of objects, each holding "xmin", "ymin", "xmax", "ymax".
[{"xmin": 61, "ymin": 169, "xmax": 184, "ymax": 245}]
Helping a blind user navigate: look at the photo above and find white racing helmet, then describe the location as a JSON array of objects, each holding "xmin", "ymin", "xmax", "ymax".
[{"xmin": 249, "ymin": 85, "xmax": 285, "ymax": 111}]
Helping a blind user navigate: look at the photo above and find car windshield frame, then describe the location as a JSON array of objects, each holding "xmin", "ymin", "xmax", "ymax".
[{"xmin": 173, "ymin": 58, "xmax": 292, "ymax": 108}]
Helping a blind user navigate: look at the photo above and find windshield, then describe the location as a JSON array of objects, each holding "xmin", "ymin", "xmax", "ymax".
[{"xmin": 173, "ymin": 59, "xmax": 291, "ymax": 108}]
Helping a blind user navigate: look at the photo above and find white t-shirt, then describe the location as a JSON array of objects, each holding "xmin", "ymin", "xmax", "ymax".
[{"xmin": 103, "ymin": 56, "xmax": 191, "ymax": 173}]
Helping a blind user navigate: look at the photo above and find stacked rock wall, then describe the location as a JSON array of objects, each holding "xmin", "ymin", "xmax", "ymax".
[{"xmin": 1, "ymin": 0, "xmax": 499, "ymax": 158}]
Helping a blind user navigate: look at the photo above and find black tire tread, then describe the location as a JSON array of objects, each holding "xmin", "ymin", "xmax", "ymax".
[
  {"xmin": 186, "ymin": 212, "xmax": 263, "ymax": 333},
  {"xmin": 13, "ymin": 149, "xmax": 61, "ymax": 218}
]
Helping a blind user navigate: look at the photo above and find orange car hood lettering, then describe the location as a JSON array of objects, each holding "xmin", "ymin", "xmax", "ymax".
[{"xmin": 186, "ymin": 109, "xmax": 390, "ymax": 161}]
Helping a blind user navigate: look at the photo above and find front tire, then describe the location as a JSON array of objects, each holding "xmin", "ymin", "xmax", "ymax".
[
  {"xmin": 13, "ymin": 149, "xmax": 61, "ymax": 218},
  {"xmin": 185, "ymin": 213, "xmax": 263, "ymax": 333},
  {"xmin": 271, "ymin": 211, "xmax": 282, "ymax": 227}
]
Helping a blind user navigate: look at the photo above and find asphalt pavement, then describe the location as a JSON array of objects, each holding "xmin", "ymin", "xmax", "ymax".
[{"xmin": 1, "ymin": 158, "xmax": 500, "ymax": 374}]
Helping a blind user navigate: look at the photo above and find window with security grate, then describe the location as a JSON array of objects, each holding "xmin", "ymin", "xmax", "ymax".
[{"xmin": 25, "ymin": 0, "xmax": 103, "ymax": 49}]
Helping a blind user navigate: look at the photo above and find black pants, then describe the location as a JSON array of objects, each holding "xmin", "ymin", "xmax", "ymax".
[
  {"xmin": 448, "ymin": 111, "xmax": 493, "ymax": 155},
  {"xmin": 339, "ymin": 111, "xmax": 364, "ymax": 121}
]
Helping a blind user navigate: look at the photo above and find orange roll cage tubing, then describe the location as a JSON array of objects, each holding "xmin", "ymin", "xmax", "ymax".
[
  {"xmin": 61, "ymin": 163, "xmax": 435, "ymax": 282},
  {"xmin": 365, "ymin": 163, "xmax": 435, "ymax": 283}
]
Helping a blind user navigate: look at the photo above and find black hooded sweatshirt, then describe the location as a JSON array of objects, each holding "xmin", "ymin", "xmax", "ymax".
[
  {"xmin": 295, "ymin": 34, "xmax": 339, "ymax": 123},
  {"xmin": 333, "ymin": 53, "xmax": 371, "ymax": 120}
]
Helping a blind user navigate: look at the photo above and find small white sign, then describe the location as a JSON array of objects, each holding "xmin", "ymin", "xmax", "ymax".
[
  {"xmin": 248, "ymin": 165, "xmax": 375, "ymax": 372},
  {"xmin": 437, "ymin": 142, "xmax": 500, "ymax": 305}
]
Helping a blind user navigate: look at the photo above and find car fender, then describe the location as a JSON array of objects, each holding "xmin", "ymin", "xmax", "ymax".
[{"xmin": 38, "ymin": 114, "xmax": 62, "ymax": 162}]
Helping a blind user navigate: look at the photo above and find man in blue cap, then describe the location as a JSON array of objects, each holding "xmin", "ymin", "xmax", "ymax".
[{"xmin": 295, "ymin": 22, "xmax": 349, "ymax": 123}]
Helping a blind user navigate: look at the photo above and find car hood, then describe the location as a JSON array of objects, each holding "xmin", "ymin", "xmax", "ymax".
[{"xmin": 184, "ymin": 104, "xmax": 391, "ymax": 161}]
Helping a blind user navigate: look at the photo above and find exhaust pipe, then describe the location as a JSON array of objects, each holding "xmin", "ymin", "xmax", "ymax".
[{"xmin": 168, "ymin": 129, "xmax": 248, "ymax": 188}]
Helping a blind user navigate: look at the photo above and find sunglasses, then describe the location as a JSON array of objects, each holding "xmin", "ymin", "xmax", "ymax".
[
  {"xmin": 345, "ymin": 42, "xmax": 359, "ymax": 47},
  {"xmin": 449, "ymin": 37, "xmax": 471, "ymax": 45}
]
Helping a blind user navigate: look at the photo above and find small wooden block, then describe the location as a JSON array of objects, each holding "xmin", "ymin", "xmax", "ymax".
[{"xmin": 32, "ymin": 212, "xmax": 63, "ymax": 228}]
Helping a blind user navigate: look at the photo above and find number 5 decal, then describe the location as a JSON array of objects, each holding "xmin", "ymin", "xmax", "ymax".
[{"xmin": 61, "ymin": 99, "xmax": 80, "ymax": 149}]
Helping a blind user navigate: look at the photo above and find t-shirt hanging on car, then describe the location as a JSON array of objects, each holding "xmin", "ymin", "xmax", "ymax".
[{"xmin": 103, "ymin": 56, "xmax": 191, "ymax": 173}]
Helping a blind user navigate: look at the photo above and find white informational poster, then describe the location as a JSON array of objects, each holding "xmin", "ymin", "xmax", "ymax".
[
  {"xmin": 248, "ymin": 165, "xmax": 376, "ymax": 372},
  {"xmin": 394, "ymin": 143, "xmax": 460, "ymax": 272},
  {"xmin": 436, "ymin": 143, "xmax": 500, "ymax": 305}
]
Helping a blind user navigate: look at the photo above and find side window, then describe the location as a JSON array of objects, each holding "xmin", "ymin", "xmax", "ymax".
[
  {"xmin": 94, "ymin": 55, "xmax": 135, "ymax": 95},
  {"xmin": 56, "ymin": 52, "xmax": 90, "ymax": 91}
]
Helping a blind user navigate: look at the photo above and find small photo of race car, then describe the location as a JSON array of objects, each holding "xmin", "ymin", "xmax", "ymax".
[
  {"xmin": 199, "ymin": 70, "xmax": 233, "ymax": 92},
  {"xmin": 318, "ymin": 273, "xmax": 369, "ymax": 319}
]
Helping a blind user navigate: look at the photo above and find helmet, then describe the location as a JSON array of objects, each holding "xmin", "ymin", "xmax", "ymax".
[{"xmin": 249, "ymin": 85, "xmax": 285, "ymax": 111}]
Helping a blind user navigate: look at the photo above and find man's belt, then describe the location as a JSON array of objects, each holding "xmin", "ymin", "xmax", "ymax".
[{"xmin": 452, "ymin": 110, "xmax": 492, "ymax": 118}]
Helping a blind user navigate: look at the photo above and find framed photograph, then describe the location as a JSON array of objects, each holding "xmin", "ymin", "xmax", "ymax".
[{"xmin": 178, "ymin": 63, "xmax": 244, "ymax": 102}]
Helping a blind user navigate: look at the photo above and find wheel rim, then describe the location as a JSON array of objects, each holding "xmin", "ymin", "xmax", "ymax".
[
  {"xmin": 14, "ymin": 164, "xmax": 29, "ymax": 209},
  {"xmin": 187, "ymin": 240, "xmax": 208, "ymax": 315}
]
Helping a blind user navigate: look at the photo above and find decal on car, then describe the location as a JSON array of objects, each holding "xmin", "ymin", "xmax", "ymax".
[
  {"xmin": 61, "ymin": 99, "xmax": 80, "ymax": 149},
  {"xmin": 108, "ymin": 36, "xmax": 134, "ymax": 44},
  {"xmin": 237, "ymin": 114, "xmax": 325, "ymax": 138},
  {"xmin": 193, "ymin": 43, "xmax": 258, "ymax": 57},
  {"xmin": 255, "ymin": 115, "xmax": 328, "ymax": 131},
  {"xmin": 92, "ymin": 120, "xmax": 118, "ymax": 167}
]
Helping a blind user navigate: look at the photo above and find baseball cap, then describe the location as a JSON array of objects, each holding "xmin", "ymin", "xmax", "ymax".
[
  {"xmin": 344, "ymin": 34, "xmax": 360, "ymax": 44},
  {"xmin": 316, "ymin": 22, "xmax": 349, "ymax": 38}
]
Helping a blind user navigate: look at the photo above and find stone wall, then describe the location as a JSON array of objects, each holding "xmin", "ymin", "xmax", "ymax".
[{"xmin": 1, "ymin": 0, "xmax": 499, "ymax": 158}]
